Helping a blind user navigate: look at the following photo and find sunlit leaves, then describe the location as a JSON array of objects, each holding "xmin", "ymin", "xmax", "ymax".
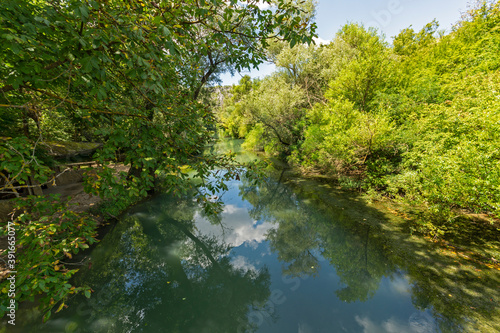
[{"xmin": 221, "ymin": 2, "xmax": 500, "ymax": 232}]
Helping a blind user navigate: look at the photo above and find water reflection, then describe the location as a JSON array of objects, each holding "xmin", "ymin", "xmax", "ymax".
[
  {"xmin": 24, "ymin": 190, "xmax": 272, "ymax": 333},
  {"xmin": 15, "ymin": 141, "xmax": 500, "ymax": 333},
  {"xmin": 238, "ymin": 172, "xmax": 395, "ymax": 303},
  {"xmin": 237, "ymin": 169, "xmax": 499, "ymax": 332}
]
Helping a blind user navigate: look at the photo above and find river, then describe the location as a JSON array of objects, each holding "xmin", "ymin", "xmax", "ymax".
[{"xmin": 12, "ymin": 140, "xmax": 500, "ymax": 332}]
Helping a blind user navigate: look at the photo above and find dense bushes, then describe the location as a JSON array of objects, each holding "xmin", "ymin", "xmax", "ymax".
[
  {"xmin": 218, "ymin": 0, "xmax": 500, "ymax": 231},
  {"xmin": 390, "ymin": 73, "xmax": 500, "ymax": 220}
]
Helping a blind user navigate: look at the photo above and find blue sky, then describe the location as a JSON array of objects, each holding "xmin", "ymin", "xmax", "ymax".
[{"xmin": 220, "ymin": 0, "xmax": 471, "ymax": 86}]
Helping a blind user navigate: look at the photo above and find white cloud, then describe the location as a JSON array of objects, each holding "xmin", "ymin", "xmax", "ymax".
[
  {"xmin": 355, "ymin": 313, "xmax": 436, "ymax": 333},
  {"xmin": 313, "ymin": 36, "xmax": 330, "ymax": 45},
  {"xmin": 231, "ymin": 255, "xmax": 258, "ymax": 272},
  {"xmin": 222, "ymin": 204, "xmax": 240, "ymax": 214},
  {"xmin": 194, "ymin": 205, "xmax": 276, "ymax": 248},
  {"xmin": 390, "ymin": 275, "xmax": 411, "ymax": 295},
  {"xmin": 356, "ymin": 316, "xmax": 408, "ymax": 333},
  {"xmin": 231, "ymin": 220, "xmax": 274, "ymax": 247}
]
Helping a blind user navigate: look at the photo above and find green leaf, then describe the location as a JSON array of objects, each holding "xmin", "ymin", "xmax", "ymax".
[
  {"xmin": 38, "ymin": 280, "xmax": 46, "ymax": 291},
  {"xmin": 152, "ymin": 16, "xmax": 162, "ymax": 25},
  {"xmin": 43, "ymin": 310, "xmax": 51, "ymax": 322},
  {"xmin": 79, "ymin": 5, "xmax": 89, "ymax": 19}
]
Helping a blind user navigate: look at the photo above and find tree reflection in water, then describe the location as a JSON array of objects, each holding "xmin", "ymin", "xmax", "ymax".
[
  {"xmin": 23, "ymin": 163, "xmax": 499, "ymax": 333},
  {"xmin": 239, "ymin": 171, "xmax": 394, "ymax": 303},
  {"xmin": 43, "ymin": 191, "xmax": 272, "ymax": 333},
  {"xmin": 238, "ymin": 169, "xmax": 499, "ymax": 332}
]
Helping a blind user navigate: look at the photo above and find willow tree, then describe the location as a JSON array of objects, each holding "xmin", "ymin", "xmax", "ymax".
[{"xmin": 0, "ymin": 0, "xmax": 316, "ymax": 321}]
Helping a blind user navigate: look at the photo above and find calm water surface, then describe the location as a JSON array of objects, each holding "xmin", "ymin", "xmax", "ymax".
[{"xmin": 17, "ymin": 140, "xmax": 482, "ymax": 333}]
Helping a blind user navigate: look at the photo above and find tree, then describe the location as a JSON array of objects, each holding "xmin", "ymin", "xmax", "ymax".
[
  {"xmin": 0, "ymin": 0, "xmax": 316, "ymax": 321},
  {"xmin": 269, "ymin": 41, "xmax": 338, "ymax": 107},
  {"xmin": 217, "ymin": 75, "xmax": 259, "ymax": 138},
  {"xmin": 393, "ymin": 20, "xmax": 439, "ymax": 56},
  {"xmin": 241, "ymin": 74, "xmax": 307, "ymax": 155},
  {"xmin": 327, "ymin": 24, "xmax": 392, "ymax": 112}
]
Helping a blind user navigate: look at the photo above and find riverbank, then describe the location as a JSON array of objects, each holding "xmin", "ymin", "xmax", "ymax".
[
  {"xmin": 0, "ymin": 163, "xmax": 129, "ymax": 282},
  {"xmin": 267, "ymin": 156, "xmax": 500, "ymax": 261},
  {"xmin": 226, "ymin": 139, "xmax": 500, "ymax": 268}
]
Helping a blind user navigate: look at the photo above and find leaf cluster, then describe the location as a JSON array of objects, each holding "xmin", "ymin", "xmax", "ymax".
[{"xmin": 0, "ymin": 195, "xmax": 98, "ymax": 321}]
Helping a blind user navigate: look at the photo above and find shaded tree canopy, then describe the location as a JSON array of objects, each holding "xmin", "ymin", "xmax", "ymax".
[{"xmin": 0, "ymin": 0, "xmax": 316, "ymax": 321}]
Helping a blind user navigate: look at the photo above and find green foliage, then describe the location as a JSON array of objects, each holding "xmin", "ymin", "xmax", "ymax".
[
  {"xmin": 389, "ymin": 73, "xmax": 500, "ymax": 221},
  {"xmin": 220, "ymin": 74, "xmax": 308, "ymax": 156},
  {"xmin": 300, "ymin": 99, "xmax": 396, "ymax": 178},
  {"xmin": 0, "ymin": 137, "xmax": 53, "ymax": 197},
  {"xmin": 0, "ymin": 195, "xmax": 97, "ymax": 321},
  {"xmin": 0, "ymin": 0, "xmax": 317, "ymax": 320},
  {"xmin": 0, "ymin": 0, "xmax": 318, "ymax": 199},
  {"xmin": 393, "ymin": 20, "xmax": 439, "ymax": 56},
  {"xmin": 327, "ymin": 24, "xmax": 392, "ymax": 112},
  {"xmin": 222, "ymin": 1, "xmax": 500, "ymax": 233},
  {"xmin": 218, "ymin": 76, "xmax": 259, "ymax": 138},
  {"xmin": 242, "ymin": 123, "xmax": 266, "ymax": 152},
  {"xmin": 272, "ymin": 41, "xmax": 338, "ymax": 105},
  {"xmin": 242, "ymin": 75, "xmax": 307, "ymax": 154},
  {"xmin": 39, "ymin": 111, "xmax": 78, "ymax": 142}
]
